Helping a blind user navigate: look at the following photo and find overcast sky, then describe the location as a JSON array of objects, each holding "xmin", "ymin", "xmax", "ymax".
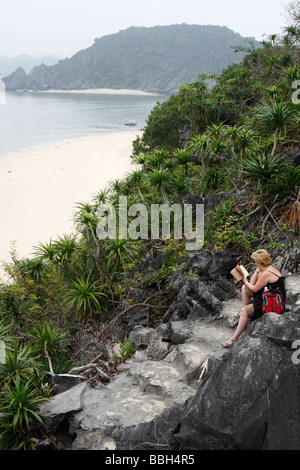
[{"xmin": 0, "ymin": 0, "xmax": 291, "ymax": 58}]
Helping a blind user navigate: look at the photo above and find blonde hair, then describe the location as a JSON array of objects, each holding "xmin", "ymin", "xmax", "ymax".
[{"xmin": 251, "ymin": 249, "xmax": 272, "ymax": 267}]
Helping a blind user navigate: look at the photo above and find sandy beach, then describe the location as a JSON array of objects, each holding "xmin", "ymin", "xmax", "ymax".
[
  {"xmin": 0, "ymin": 131, "xmax": 140, "ymax": 279},
  {"xmin": 35, "ymin": 89, "xmax": 157, "ymax": 96}
]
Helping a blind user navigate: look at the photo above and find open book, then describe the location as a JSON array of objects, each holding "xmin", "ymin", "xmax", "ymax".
[{"xmin": 230, "ymin": 265, "xmax": 249, "ymax": 281}]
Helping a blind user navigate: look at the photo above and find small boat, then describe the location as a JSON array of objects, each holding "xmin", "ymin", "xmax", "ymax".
[{"xmin": 125, "ymin": 120, "xmax": 137, "ymax": 126}]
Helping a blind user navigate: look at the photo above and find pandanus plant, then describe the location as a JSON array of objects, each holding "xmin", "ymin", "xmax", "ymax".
[
  {"xmin": 27, "ymin": 322, "xmax": 68, "ymax": 374},
  {"xmin": 172, "ymin": 148, "xmax": 194, "ymax": 176},
  {"xmin": 125, "ymin": 168, "xmax": 147, "ymax": 204},
  {"xmin": 254, "ymin": 99, "xmax": 300, "ymax": 157},
  {"xmin": 146, "ymin": 168, "xmax": 170, "ymax": 204},
  {"xmin": 64, "ymin": 275, "xmax": 107, "ymax": 321},
  {"xmin": 0, "ymin": 376, "xmax": 48, "ymax": 450}
]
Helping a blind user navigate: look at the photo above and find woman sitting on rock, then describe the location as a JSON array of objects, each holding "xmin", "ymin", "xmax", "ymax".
[{"xmin": 222, "ymin": 249, "xmax": 286, "ymax": 348}]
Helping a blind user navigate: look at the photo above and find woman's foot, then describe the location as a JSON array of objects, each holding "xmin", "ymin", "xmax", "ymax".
[{"xmin": 222, "ymin": 338, "xmax": 236, "ymax": 348}]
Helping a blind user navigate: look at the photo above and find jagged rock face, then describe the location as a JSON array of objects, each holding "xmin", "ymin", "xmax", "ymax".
[
  {"xmin": 163, "ymin": 250, "xmax": 237, "ymax": 323},
  {"xmin": 37, "ymin": 246, "xmax": 300, "ymax": 450},
  {"xmin": 177, "ymin": 320, "xmax": 300, "ymax": 450},
  {"xmin": 275, "ymin": 247, "xmax": 300, "ymax": 275},
  {"xmin": 114, "ymin": 307, "xmax": 300, "ymax": 451},
  {"xmin": 4, "ymin": 67, "xmax": 27, "ymax": 90}
]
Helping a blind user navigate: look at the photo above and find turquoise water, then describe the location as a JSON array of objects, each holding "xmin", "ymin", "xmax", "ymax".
[{"xmin": 0, "ymin": 91, "xmax": 167, "ymax": 161}]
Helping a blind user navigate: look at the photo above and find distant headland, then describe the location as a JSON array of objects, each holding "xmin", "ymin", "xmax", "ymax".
[{"xmin": 3, "ymin": 24, "xmax": 261, "ymax": 95}]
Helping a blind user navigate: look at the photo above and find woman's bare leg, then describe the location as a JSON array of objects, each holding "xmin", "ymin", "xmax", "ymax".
[
  {"xmin": 222, "ymin": 304, "xmax": 254, "ymax": 347},
  {"xmin": 242, "ymin": 284, "xmax": 252, "ymax": 306},
  {"xmin": 231, "ymin": 307, "xmax": 251, "ymax": 341}
]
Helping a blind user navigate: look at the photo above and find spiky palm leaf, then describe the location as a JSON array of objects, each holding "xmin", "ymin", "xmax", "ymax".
[{"xmin": 64, "ymin": 276, "xmax": 107, "ymax": 320}]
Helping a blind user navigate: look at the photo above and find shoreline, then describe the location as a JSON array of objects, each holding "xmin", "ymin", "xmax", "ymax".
[
  {"xmin": 0, "ymin": 129, "xmax": 139, "ymax": 165},
  {"xmin": 0, "ymin": 130, "xmax": 140, "ymax": 279},
  {"xmin": 29, "ymin": 88, "xmax": 158, "ymax": 96}
]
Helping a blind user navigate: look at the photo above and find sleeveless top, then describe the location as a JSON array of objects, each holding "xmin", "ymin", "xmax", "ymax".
[{"xmin": 252, "ymin": 270, "xmax": 286, "ymax": 320}]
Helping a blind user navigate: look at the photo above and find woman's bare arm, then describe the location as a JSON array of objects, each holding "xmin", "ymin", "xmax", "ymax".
[{"xmin": 243, "ymin": 271, "xmax": 270, "ymax": 293}]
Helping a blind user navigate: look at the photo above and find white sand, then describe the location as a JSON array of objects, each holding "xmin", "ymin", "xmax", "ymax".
[
  {"xmin": 0, "ymin": 131, "xmax": 140, "ymax": 279},
  {"xmin": 34, "ymin": 89, "xmax": 156, "ymax": 96}
]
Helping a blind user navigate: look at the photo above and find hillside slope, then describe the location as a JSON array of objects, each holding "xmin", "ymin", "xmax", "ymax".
[{"xmin": 3, "ymin": 24, "xmax": 260, "ymax": 94}]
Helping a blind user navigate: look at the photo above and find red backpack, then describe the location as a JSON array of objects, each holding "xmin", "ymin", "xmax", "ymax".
[{"xmin": 262, "ymin": 286, "xmax": 285, "ymax": 314}]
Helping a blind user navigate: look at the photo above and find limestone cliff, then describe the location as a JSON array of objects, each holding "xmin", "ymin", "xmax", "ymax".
[{"xmin": 3, "ymin": 25, "xmax": 260, "ymax": 95}]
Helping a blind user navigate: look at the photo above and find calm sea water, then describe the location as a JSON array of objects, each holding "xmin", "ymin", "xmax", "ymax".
[{"xmin": 0, "ymin": 91, "xmax": 167, "ymax": 161}]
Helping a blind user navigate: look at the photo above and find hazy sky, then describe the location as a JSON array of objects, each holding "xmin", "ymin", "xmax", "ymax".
[{"xmin": 1, "ymin": 0, "xmax": 291, "ymax": 58}]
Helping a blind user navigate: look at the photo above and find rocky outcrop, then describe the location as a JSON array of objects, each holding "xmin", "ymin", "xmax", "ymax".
[
  {"xmin": 4, "ymin": 67, "xmax": 28, "ymax": 90},
  {"xmin": 163, "ymin": 250, "xmax": 237, "ymax": 324},
  {"xmin": 37, "ymin": 250, "xmax": 300, "ymax": 450},
  {"xmin": 177, "ymin": 311, "xmax": 300, "ymax": 450},
  {"xmin": 274, "ymin": 246, "xmax": 300, "ymax": 275}
]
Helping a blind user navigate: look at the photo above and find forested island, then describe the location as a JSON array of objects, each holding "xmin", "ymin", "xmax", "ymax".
[
  {"xmin": 3, "ymin": 24, "xmax": 260, "ymax": 95},
  {"xmin": 0, "ymin": 4, "xmax": 300, "ymax": 450}
]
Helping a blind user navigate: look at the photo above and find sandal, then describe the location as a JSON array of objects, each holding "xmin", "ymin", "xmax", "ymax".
[{"xmin": 222, "ymin": 339, "xmax": 236, "ymax": 348}]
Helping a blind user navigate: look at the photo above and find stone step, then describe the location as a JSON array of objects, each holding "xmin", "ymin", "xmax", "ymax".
[
  {"xmin": 164, "ymin": 318, "xmax": 234, "ymax": 383},
  {"xmin": 69, "ymin": 359, "xmax": 196, "ymax": 450},
  {"xmin": 70, "ymin": 371, "xmax": 172, "ymax": 434},
  {"xmin": 69, "ymin": 317, "xmax": 232, "ymax": 447},
  {"xmin": 127, "ymin": 359, "xmax": 195, "ymax": 400},
  {"xmin": 190, "ymin": 319, "xmax": 234, "ymax": 346}
]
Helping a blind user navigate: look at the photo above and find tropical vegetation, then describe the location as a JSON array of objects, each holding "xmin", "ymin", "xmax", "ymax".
[{"xmin": 0, "ymin": 1, "xmax": 299, "ymax": 449}]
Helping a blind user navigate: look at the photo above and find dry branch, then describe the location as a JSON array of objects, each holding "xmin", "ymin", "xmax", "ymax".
[{"xmin": 69, "ymin": 363, "xmax": 110, "ymax": 381}]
